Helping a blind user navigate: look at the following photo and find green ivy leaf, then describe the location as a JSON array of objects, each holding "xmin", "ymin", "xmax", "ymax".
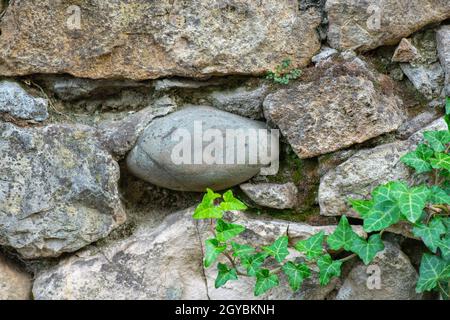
[
  {"xmin": 350, "ymin": 234, "xmax": 384, "ymax": 265},
  {"xmin": 446, "ymin": 97, "xmax": 450, "ymax": 115},
  {"xmin": 262, "ymin": 236, "xmax": 289, "ymax": 263},
  {"xmin": 398, "ymin": 185, "xmax": 431, "ymax": 223},
  {"xmin": 430, "ymin": 152, "xmax": 450, "ymax": 171},
  {"xmin": 362, "ymin": 182, "xmax": 406, "ymax": 232},
  {"xmin": 363, "ymin": 204, "xmax": 401, "ymax": 232},
  {"xmin": 294, "ymin": 231, "xmax": 325, "ymax": 260},
  {"xmin": 282, "ymin": 262, "xmax": 311, "ymax": 292},
  {"xmin": 413, "ymin": 217, "xmax": 447, "ymax": 253},
  {"xmin": 439, "ymin": 236, "xmax": 450, "ymax": 261},
  {"xmin": 428, "ymin": 186, "xmax": 450, "ymax": 205},
  {"xmin": 215, "ymin": 219, "xmax": 245, "ymax": 242},
  {"xmin": 241, "ymin": 253, "xmax": 268, "ymax": 276},
  {"xmin": 416, "ymin": 254, "xmax": 450, "ymax": 293},
  {"xmin": 215, "ymin": 263, "xmax": 238, "ymax": 288},
  {"xmin": 371, "ymin": 181, "xmax": 407, "ymax": 204},
  {"xmin": 317, "ymin": 254, "xmax": 342, "ymax": 286},
  {"xmin": 204, "ymin": 239, "xmax": 226, "ymax": 268},
  {"xmin": 219, "ymin": 190, "xmax": 247, "ymax": 211},
  {"xmin": 326, "ymin": 216, "xmax": 359, "ymax": 251},
  {"xmin": 443, "ymin": 218, "xmax": 450, "ymax": 238},
  {"xmin": 349, "ymin": 199, "xmax": 373, "ymax": 218},
  {"xmin": 254, "ymin": 269, "xmax": 279, "ymax": 296},
  {"xmin": 230, "ymin": 242, "xmax": 255, "ymax": 259},
  {"xmin": 416, "ymin": 143, "xmax": 435, "ymax": 160},
  {"xmin": 423, "ymin": 131, "xmax": 450, "ymax": 152},
  {"xmin": 401, "ymin": 150, "xmax": 433, "ymax": 173},
  {"xmin": 193, "ymin": 188, "xmax": 222, "ymax": 219}
]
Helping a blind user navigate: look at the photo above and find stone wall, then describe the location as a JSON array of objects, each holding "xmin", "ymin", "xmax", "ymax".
[{"xmin": 0, "ymin": 0, "xmax": 449, "ymax": 300}]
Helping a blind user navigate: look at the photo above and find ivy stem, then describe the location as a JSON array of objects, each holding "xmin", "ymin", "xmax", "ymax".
[
  {"xmin": 222, "ymin": 251, "xmax": 249, "ymax": 277},
  {"xmin": 269, "ymin": 267, "xmax": 282, "ymax": 275},
  {"xmin": 338, "ymin": 253, "xmax": 357, "ymax": 263}
]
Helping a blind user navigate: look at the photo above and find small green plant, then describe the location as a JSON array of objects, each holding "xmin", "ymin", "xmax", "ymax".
[
  {"xmin": 265, "ymin": 59, "xmax": 301, "ymax": 85},
  {"xmin": 193, "ymin": 98, "xmax": 450, "ymax": 298}
]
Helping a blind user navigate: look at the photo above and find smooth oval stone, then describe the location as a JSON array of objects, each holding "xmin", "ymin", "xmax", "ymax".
[{"xmin": 126, "ymin": 106, "xmax": 273, "ymax": 192}]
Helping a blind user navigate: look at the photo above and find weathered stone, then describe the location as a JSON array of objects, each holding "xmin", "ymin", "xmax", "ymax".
[
  {"xmin": 437, "ymin": 25, "xmax": 450, "ymax": 96},
  {"xmin": 206, "ymin": 84, "xmax": 269, "ymax": 119},
  {"xmin": 0, "ymin": 81, "xmax": 48, "ymax": 122},
  {"xmin": 0, "ymin": 1, "xmax": 321, "ymax": 80},
  {"xmin": 336, "ymin": 241, "xmax": 421, "ymax": 300},
  {"xmin": 96, "ymin": 98, "xmax": 176, "ymax": 158},
  {"xmin": 154, "ymin": 78, "xmax": 226, "ymax": 92},
  {"xmin": 396, "ymin": 108, "xmax": 443, "ymax": 140},
  {"xmin": 0, "ymin": 254, "xmax": 31, "ymax": 300},
  {"xmin": 318, "ymin": 149, "xmax": 359, "ymax": 177},
  {"xmin": 311, "ymin": 46, "xmax": 339, "ymax": 65},
  {"xmin": 0, "ymin": 123, "xmax": 125, "ymax": 258},
  {"xmin": 39, "ymin": 76, "xmax": 151, "ymax": 101},
  {"xmin": 326, "ymin": 0, "xmax": 450, "ymax": 51},
  {"xmin": 392, "ymin": 38, "xmax": 420, "ymax": 63},
  {"xmin": 390, "ymin": 67, "xmax": 405, "ymax": 81},
  {"xmin": 240, "ymin": 183, "xmax": 298, "ymax": 209},
  {"xmin": 33, "ymin": 208, "xmax": 366, "ymax": 300},
  {"xmin": 263, "ymin": 54, "xmax": 405, "ymax": 159},
  {"xmin": 411, "ymin": 29, "xmax": 439, "ymax": 65},
  {"xmin": 127, "ymin": 106, "xmax": 274, "ymax": 192},
  {"xmin": 400, "ymin": 62, "xmax": 444, "ymax": 100},
  {"xmin": 319, "ymin": 118, "xmax": 447, "ymax": 218}
]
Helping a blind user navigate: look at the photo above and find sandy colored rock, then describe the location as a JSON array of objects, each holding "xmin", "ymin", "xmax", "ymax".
[
  {"xmin": 0, "ymin": 255, "xmax": 31, "ymax": 300},
  {"xmin": 33, "ymin": 208, "xmax": 366, "ymax": 300},
  {"xmin": 263, "ymin": 53, "xmax": 405, "ymax": 159},
  {"xmin": 319, "ymin": 118, "xmax": 447, "ymax": 218},
  {"xmin": 336, "ymin": 241, "xmax": 421, "ymax": 300},
  {"xmin": 326, "ymin": 0, "xmax": 450, "ymax": 51},
  {"xmin": 240, "ymin": 183, "xmax": 298, "ymax": 209},
  {"xmin": 392, "ymin": 38, "xmax": 420, "ymax": 63},
  {"xmin": 0, "ymin": 0, "xmax": 321, "ymax": 80}
]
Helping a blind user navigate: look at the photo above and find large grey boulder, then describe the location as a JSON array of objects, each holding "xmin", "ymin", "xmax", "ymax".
[
  {"xmin": 336, "ymin": 241, "xmax": 421, "ymax": 300},
  {"xmin": 319, "ymin": 118, "xmax": 447, "ymax": 218},
  {"xmin": 437, "ymin": 25, "xmax": 450, "ymax": 96},
  {"xmin": 32, "ymin": 208, "xmax": 366, "ymax": 300},
  {"xmin": 0, "ymin": 123, "xmax": 125, "ymax": 258},
  {"xmin": 0, "ymin": 254, "xmax": 32, "ymax": 300},
  {"xmin": 0, "ymin": 1, "xmax": 321, "ymax": 79},
  {"xmin": 127, "ymin": 106, "xmax": 275, "ymax": 192},
  {"xmin": 263, "ymin": 53, "xmax": 405, "ymax": 159},
  {"xmin": 0, "ymin": 81, "xmax": 48, "ymax": 122},
  {"xmin": 326, "ymin": 0, "xmax": 450, "ymax": 51}
]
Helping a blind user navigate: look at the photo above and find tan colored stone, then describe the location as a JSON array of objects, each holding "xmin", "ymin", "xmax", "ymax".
[
  {"xmin": 0, "ymin": 255, "xmax": 31, "ymax": 300},
  {"xmin": 33, "ymin": 208, "xmax": 366, "ymax": 300},
  {"xmin": 263, "ymin": 53, "xmax": 405, "ymax": 159},
  {"xmin": 0, "ymin": 0, "xmax": 321, "ymax": 80},
  {"xmin": 392, "ymin": 38, "xmax": 420, "ymax": 62},
  {"xmin": 326, "ymin": 0, "xmax": 450, "ymax": 51}
]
